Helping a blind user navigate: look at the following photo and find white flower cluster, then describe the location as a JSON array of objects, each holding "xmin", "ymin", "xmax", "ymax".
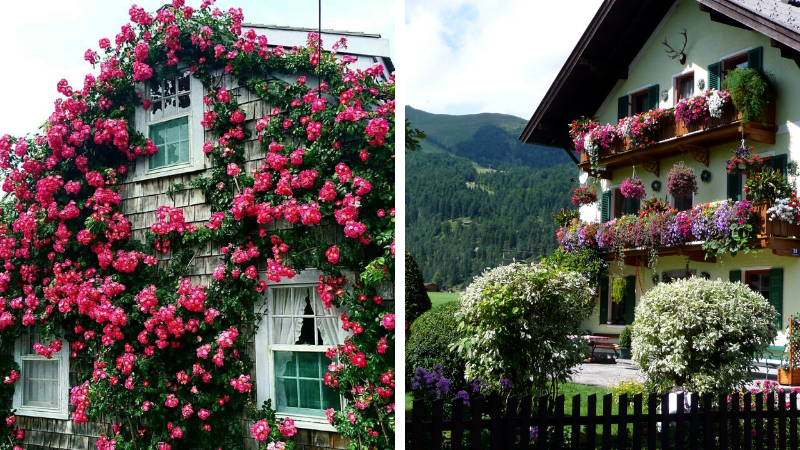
[
  {"xmin": 583, "ymin": 133, "xmax": 598, "ymax": 157},
  {"xmin": 617, "ymin": 117, "xmax": 632, "ymax": 139},
  {"xmin": 766, "ymin": 197, "xmax": 797, "ymax": 223},
  {"xmin": 632, "ymin": 277, "xmax": 778, "ymax": 393},
  {"xmin": 706, "ymin": 90, "xmax": 725, "ymax": 118}
]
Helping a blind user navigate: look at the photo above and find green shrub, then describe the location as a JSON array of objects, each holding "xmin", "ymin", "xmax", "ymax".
[
  {"xmin": 406, "ymin": 302, "xmax": 469, "ymax": 394},
  {"xmin": 542, "ymin": 248, "xmax": 608, "ymax": 287},
  {"xmin": 633, "ymin": 277, "xmax": 778, "ymax": 393},
  {"xmin": 455, "ymin": 263, "xmax": 595, "ymax": 403},
  {"xmin": 405, "ymin": 252, "xmax": 432, "ymax": 326},
  {"xmin": 619, "ymin": 325, "xmax": 632, "ymax": 348}
]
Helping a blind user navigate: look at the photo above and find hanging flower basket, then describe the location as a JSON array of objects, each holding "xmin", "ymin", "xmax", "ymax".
[
  {"xmin": 571, "ymin": 187, "xmax": 598, "ymax": 207},
  {"xmin": 667, "ymin": 161, "xmax": 698, "ymax": 198},
  {"xmin": 726, "ymin": 144, "xmax": 761, "ymax": 175},
  {"xmin": 620, "ymin": 177, "xmax": 646, "ymax": 200}
]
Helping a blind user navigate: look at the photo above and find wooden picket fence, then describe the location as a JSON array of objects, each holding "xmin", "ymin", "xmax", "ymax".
[{"xmin": 406, "ymin": 392, "xmax": 800, "ymax": 449}]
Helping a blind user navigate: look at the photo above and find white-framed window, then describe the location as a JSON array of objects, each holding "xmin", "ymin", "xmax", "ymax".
[
  {"xmin": 13, "ymin": 328, "xmax": 70, "ymax": 420},
  {"xmin": 130, "ymin": 68, "xmax": 205, "ymax": 180},
  {"xmin": 255, "ymin": 270, "xmax": 347, "ymax": 430}
]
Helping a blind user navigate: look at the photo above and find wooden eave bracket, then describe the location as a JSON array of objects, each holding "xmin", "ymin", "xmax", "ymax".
[
  {"xmin": 679, "ymin": 144, "xmax": 710, "ymax": 167},
  {"xmin": 630, "ymin": 157, "xmax": 660, "ymax": 178},
  {"xmin": 770, "ymin": 38, "xmax": 800, "ymax": 70}
]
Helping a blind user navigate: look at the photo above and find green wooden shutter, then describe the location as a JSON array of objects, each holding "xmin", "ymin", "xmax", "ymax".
[
  {"xmin": 624, "ymin": 275, "xmax": 636, "ymax": 325},
  {"xmin": 727, "ymin": 173, "xmax": 742, "ymax": 201},
  {"xmin": 771, "ymin": 153, "xmax": 788, "ymax": 177},
  {"xmin": 748, "ymin": 46, "xmax": 763, "ymax": 71},
  {"xmin": 600, "ymin": 191, "xmax": 611, "ymax": 223},
  {"xmin": 730, "ymin": 269, "xmax": 742, "ymax": 283},
  {"xmin": 770, "ymin": 268, "xmax": 784, "ymax": 329},
  {"xmin": 618, "ymin": 96, "xmax": 629, "ymax": 121},
  {"xmin": 708, "ymin": 62, "xmax": 721, "ymax": 90},
  {"xmin": 627, "ymin": 198, "xmax": 641, "ymax": 215},
  {"xmin": 648, "ymin": 84, "xmax": 660, "ymax": 111},
  {"xmin": 599, "ymin": 277, "xmax": 609, "ymax": 325}
]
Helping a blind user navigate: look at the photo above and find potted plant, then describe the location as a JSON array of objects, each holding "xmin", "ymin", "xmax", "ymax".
[
  {"xmin": 744, "ymin": 166, "xmax": 792, "ymax": 203},
  {"xmin": 618, "ymin": 325, "xmax": 633, "ymax": 360},
  {"xmin": 571, "ymin": 187, "xmax": 598, "ymax": 207},
  {"xmin": 726, "ymin": 144, "xmax": 762, "ymax": 175},
  {"xmin": 722, "ymin": 67, "xmax": 775, "ymax": 124},
  {"xmin": 621, "ymin": 176, "xmax": 646, "ymax": 200}
]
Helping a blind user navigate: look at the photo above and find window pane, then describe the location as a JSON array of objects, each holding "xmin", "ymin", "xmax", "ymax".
[
  {"xmin": 178, "ymin": 73, "xmax": 190, "ymax": 93},
  {"xmin": 23, "ymin": 359, "xmax": 59, "ymax": 409},
  {"xmin": 178, "ymin": 94, "xmax": 190, "ymax": 109},
  {"xmin": 274, "ymin": 351, "xmax": 340, "ymax": 416},
  {"xmin": 165, "ymin": 78, "xmax": 176, "ymax": 97},
  {"xmin": 149, "ymin": 117, "xmax": 190, "ymax": 169}
]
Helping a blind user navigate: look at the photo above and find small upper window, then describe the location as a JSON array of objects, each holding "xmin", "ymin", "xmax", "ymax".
[
  {"xmin": 630, "ymin": 89, "xmax": 649, "ymax": 115},
  {"xmin": 676, "ymin": 73, "xmax": 694, "ymax": 101},
  {"xmin": 674, "ymin": 194, "xmax": 693, "ymax": 212},
  {"xmin": 722, "ymin": 53, "xmax": 748, "ymax": 82},
  {"xmin": 148, "ymin": 72, "xmax": 192, "ymax": 170}
]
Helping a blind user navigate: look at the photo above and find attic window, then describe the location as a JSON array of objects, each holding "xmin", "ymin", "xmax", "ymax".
[
  {"xmin": 722, "ymin": 53, "xmax": 748, "ymax": 81},
  {"xmin": 630, "ymin": 89, "xmax": 648, "ymax": 115}
]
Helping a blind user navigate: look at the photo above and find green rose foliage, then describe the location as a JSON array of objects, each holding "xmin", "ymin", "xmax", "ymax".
[
  {"xmin": 406, "ymin": 302, "xmax": 469, "ymax": 394},
  {"xmin": 404, "ymin": 252, "xmax": 431, "ymax": 327},
  {"xmin": 633, "ymin": 277, "xmax": 778, "ymax": 393},
  {"xmin": 454, "ymin": 263, "xmax": 595, "ymax": 404}
]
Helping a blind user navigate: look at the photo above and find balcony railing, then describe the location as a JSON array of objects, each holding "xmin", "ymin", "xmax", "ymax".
[{"xmin": 580, "ymin": 99, "xmax": 777, "ymax": 179}]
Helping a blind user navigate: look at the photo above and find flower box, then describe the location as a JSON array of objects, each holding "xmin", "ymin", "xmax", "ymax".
[{"xmin": 778, "ymin": 368, "xmax": 800, "ymax": 386}]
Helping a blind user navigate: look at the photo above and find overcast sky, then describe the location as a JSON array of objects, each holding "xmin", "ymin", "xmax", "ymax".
[
  {"xmin": 405, "ymin": 0, "xmax": 602, "ymax": 119},
  {"xmin": 0, "ymin": 0, "xmax": 394, "ymax": 137}
]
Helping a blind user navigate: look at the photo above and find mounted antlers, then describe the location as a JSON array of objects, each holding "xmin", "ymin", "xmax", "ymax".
[{"xmin": 662, "ymin": 28, "xmax": 688, "ymax": 64}]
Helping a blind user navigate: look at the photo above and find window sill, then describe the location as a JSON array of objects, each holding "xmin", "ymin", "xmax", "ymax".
[
  {"xmin": 14, "ymin": 408, "xmax": 69, "ymax": 420},
  {"xmin": 125, "ymin": 161, "xmax": 205, "ymax": 183},
  {"xmin": 290, "ymin": 417, "xmax": 337, "ymax": 432},
  {"xmin": 605, "ymin": 324, "xmax": 626, "ymax": 329}
]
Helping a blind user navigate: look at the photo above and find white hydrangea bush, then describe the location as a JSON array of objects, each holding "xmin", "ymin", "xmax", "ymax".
[
  {"xmin": 454, "ymin": 263, "xmax": 596, "ymax": 400},
  {"xmin": 632, "ymin": 277, "xmax": 778, "ymax": 393}
]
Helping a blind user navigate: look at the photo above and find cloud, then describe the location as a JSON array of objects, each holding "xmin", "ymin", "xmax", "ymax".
[
  {"xmin": 405, "ymin": 0, "xmax": 602, "ymax": 119},
  {"xmin": 0, "ymin": 0, "xmax": 394, "ymax": 137}
]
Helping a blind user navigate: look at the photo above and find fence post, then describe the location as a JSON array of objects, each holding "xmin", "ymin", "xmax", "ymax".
[
  {"xmin": 660, "ymin": 393, "xmax": 670, "ymax": 450},
  {"xmin": 587, "ymin": 394, "xmax": 597, "ymax": 450},
  {"xmin": 767, "ymin": 391, "xmax": 776, "ymax": 450},
  {"xmin": 520, "ymin": 395, "xmax": 532, "ymax": 450},
  {"xmin": 571, "ymin": 395, "xmax": 580, "ymax": 450},
  {"xmin": 451, "ymin": 397, "xmax": 464, "ymax": 450},
  {"xmin": 718, "ymin": 392, "xmax": 728, "ymax": 450},
  {"xmin": 470, "ymin": 396, "xmax": 484, "ymax": 450},
  {"xmin": 411, "ymin": 399, "xmax": 424, "ymax": 449},
  {"xmin": 689, "ymin": 392, "xmax": 699, "ymax": 449},
  {"xmin": 490, "ymin": 396, "xmax": 503, "ymax": 450},
  {"xmin": 617, "ymin": 393, "xmax": 628, "ymax": 450},
  {"xmin": 505, "ymin": 396, "xmax": 518, "ymax": 450},
  {"xmin": 538, "ymin": 395, "xmax": 549, "ymax": 450},
  {"xmin": 756, "ymin": 392, "xmax": 764, "ymax": 449},
  {"xmin": 432, "ymin": 398, "xmax": 444, "ymax": 450},
  {"xmin": 632, "ymin": 393, "xmax": 642, "ymax": 450},
  {"xmin": 744, "ymin": 392, "xmax": 752, "ymax": 450},
  {"xmin": 647, "ymin": 393, "xmax": 657, "ymax": 449},
  {"xmin": 554, "ymin": 394, "xmax": 565, "ymax": 450},
  {"xmin": 731, "ymin": 393, "xmax": 740, "ymax": 450},
  {"xmin": 702, "ymin": 393, "xmax": 713, "ymax": 450},
  {"xmin": 675, "ymin": 392, "xmax": 685, "ymax": 450},
  {"xmin": 602, "ymin": 394, "xmax": 612, "ymax": 450}
]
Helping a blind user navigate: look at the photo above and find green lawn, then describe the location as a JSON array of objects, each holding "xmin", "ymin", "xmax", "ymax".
[{"xmin": 428, "ymin": 292, "xmax": 460, "ymax": 307}]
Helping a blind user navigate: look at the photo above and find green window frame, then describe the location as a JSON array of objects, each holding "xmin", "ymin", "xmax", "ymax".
[{"xmin": 148, "ymin": 116, "xmax": 190, "ymax": 169}]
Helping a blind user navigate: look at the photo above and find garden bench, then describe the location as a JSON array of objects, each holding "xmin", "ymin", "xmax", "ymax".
[
  {"xmin": 753, "ymin": 345, "xmax": 785, "ymax": 379},
  {"xmin": 591, "ymin": 333, "xmax": 620, "ymax": 358}
]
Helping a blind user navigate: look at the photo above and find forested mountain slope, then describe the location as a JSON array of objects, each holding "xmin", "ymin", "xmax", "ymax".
[{"xmin": 406, "ymin": 150, "xmax": 577, "ymax": 289}]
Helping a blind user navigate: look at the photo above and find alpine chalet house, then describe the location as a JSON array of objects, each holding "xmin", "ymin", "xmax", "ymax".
[
  {"xmin": 521, "ymin": 0, "xmax": 800, "ymax": 347},
  {"xmin": 5, "ymin": 23, "xmax": 393, "ymax": 450}
]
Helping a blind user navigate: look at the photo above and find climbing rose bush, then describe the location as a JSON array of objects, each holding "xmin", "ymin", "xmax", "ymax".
[
  {"xmin": 454, "ymin": 263, "xmax": 594, "ymax": 404},
  {"xmin": 632, "ymin": 277, "xmax": 778, "ymax": 393},
  {"xmin": 0, "ymin": 1, "xmax": 395, "ymax": 449}
]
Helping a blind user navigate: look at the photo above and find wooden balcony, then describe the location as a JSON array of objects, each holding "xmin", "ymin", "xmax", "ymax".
[
  {"xmin": 606, "ymin": 201, "xmax": 800, "ymax": 266},
  {"xmin": 579, "ymin": 100, "xmax": 777, "ymax": 179}
]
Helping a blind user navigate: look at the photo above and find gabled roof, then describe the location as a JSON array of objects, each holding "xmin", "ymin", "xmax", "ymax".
[{"xmin": 520, "ymin": 0, "xmax": 800, "ymax": 150}]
